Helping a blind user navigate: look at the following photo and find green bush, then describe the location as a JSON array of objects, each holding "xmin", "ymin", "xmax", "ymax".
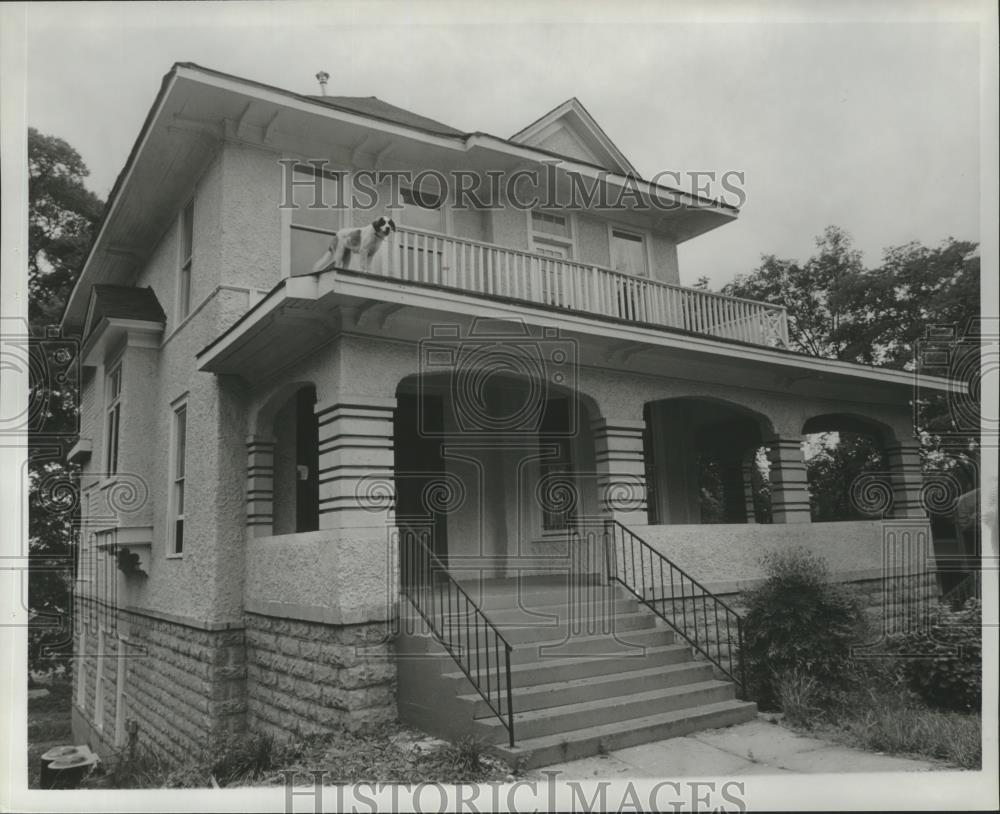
[
  {"xmin": 741, "ymin": 548, "xmax": 864, "ymax": 710},
  {"xmin": 898, "ymin": 598, "xmax": 981, "ymax": 713}
]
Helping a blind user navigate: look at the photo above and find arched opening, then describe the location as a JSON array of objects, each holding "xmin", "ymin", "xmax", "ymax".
[
  {"xmin": 644, "ymin": 397, "xmax": 774, "ymax": 525},
  {"xmin": 801, "ymin": 413, "xmax": 890, "ymax": 522},
  {"xmin": 270, "ymin": 384, "xmax": 319, "ymax": 534},
  {"xmin": 394, "ymin": 371, "xmax": 599, "ymax": 572}
]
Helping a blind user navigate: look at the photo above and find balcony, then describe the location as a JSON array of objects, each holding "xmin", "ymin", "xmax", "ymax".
[{"xmin": 373, "ymin": 227, "xmax": 789, "ymax": 349}]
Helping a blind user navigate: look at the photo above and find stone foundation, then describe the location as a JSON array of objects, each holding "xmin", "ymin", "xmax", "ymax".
[
  {"xmin": 657, "ymin": 571, "xmax": 942, "ymax": 674},
  {"xmin": 244, "ymin": 612, "xmax": 397, "ymax": 738},
  {"xmin": 72, "ymin": 598, "xmax": 247, "ymax": 764}
]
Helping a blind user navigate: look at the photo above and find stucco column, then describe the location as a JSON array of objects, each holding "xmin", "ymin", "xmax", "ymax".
[
  {"xmin": 592, "ymin": 418, "xmax": 647, "ymax": 526},
  {"xmin": 246, "ymin": 435, "xmax": 275, "ymax": 537},
  {"xmin": 885, "ymin": 442, "xmax": 926, "ymax": 518},
  {"xmin": 767, "ymin": 436, "xmax": 811, "ymax": 523},
  {"xmin": 316, "ymin": 397, "xmax": 397, "ymax": 530}
]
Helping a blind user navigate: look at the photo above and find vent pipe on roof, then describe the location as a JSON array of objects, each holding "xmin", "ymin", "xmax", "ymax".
[{"xmin": 315, "ymin": 71, "xmax": 329, "ymax": 96}]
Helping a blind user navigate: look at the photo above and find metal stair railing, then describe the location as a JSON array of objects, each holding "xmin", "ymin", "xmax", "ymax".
[
  {"xmin": 399, "ymin": 528, "xmax": 516, "ymax": 747},
  {"xmin": 605, "ymin": 519, "xmax": 746, "ymax": 694}
]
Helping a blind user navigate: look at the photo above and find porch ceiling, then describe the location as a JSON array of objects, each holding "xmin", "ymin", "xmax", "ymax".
[{"xmin": 196, "ymin": 268, "xmax": 959, "ymax": 406}]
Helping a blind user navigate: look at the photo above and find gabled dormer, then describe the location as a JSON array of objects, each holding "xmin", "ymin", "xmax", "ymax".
[{"xmin": 510, "ymin": 97, "xmax": 640, "ymax": 177}]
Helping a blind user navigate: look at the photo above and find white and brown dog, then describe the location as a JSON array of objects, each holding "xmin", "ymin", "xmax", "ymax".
[{"xmin": 312, "ymin": 216, "xmax": 396, "ymax": 273}]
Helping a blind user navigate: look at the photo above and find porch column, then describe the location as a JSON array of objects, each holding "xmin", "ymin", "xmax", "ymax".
[
  {"xmin": 592, "ymin": 418, "xmax": 647, "ymax": 526},
  {"xmin": 767, "ymin": 436, "xmax": 811, "ymax": 523},
  {"xmin": 741, "ymin": 449, "xmax": 758, "ymax": 524},
  {"xmin": 885, "ymin": 442, "xmax": 926, "ymax": 518},
  {"xmin": 316, "ymin": 397, "xmax": 397, "ymax": 529},
  {"xmin": 246, "ymin": 435, "xmax": 275, "ymax": 537}
]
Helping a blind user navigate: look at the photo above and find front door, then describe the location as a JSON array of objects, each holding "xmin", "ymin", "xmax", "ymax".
[{"xmin": 394, "ymin": 391, "xmax": 448, "ymax": 564}]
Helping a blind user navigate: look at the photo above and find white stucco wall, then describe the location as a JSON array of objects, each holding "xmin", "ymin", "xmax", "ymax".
[
  {"xmin": 84, "ymin": 150, "xmax": 253, "ymax": 625},
  {"xmin": 220, "ymin": 142, "xmax": 284, "ymax": 292},
  {"xmin": 629, "ymin": 520, "xmax": 901, "ymax": 592},
  {"xmin": 244, "ymin": 530, "xmax": 396, "ymax": 624}
]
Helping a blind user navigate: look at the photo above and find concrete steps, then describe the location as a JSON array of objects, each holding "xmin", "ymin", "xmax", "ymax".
[
  {"xmin": 397, "ymin": 576, "xmax": 756, "ymax": 768},
  {"xmin": 494, "ymin": 699, "xmax": 757, "ymax": 769}
]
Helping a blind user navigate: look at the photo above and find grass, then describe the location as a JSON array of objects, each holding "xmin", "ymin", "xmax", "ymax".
[
  {"xmin": 775, "ymin": 671, "xmax": 982, "ymax": 770},
  {"xmin": 83, "ymin": 723, "xmax": 512, "ymax": 789},
  {"xmin": 838, "ymin": 705, "xmax": 982, "ymax": 769}
]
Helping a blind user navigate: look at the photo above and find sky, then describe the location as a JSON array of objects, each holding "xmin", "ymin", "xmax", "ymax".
[{"xmin": 19, "ymin": 0, "xmax": 988, "ymax": 289}]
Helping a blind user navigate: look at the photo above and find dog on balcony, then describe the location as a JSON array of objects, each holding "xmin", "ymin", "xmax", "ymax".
[{"xmin": 312, "ymin": 216, "xmax": 396, "ymax": 273}]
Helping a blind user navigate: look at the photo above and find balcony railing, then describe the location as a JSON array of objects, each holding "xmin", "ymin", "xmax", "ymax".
[{"xmin": 374, "ymin": 227, "xmax": 789, "ymax": 348}]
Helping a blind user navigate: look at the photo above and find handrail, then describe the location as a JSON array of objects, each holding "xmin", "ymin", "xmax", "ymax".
[
  {"xmin": 375, "ymin": 225, "xmax": 789, "ymax": 348},
  {"xmin": 604, "ymin": 519, "xmax": 746, "ymax": 694},
  {"xmin": 399, "ymin": 526, "xmax": 516, "ymax": 747}
]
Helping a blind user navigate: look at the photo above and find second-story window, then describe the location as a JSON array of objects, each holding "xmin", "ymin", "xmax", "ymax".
[
  {"xmin": 399, "ymin": 186, "xmax": 445, "ymax": 234},
  {"xmin": 290, "ymin": 164, "xmax": 342, "ymax": 277},
  {"xmin": 169, "ymin": 402, "xmax": 187, "ymax": 555},
  {"xmin": 178, "ymin": 200, "xmax": 194, "ymax": 320},
  {"xmin": 105, "ymin": 362, "xmax": 122, "ymax": 476},
  {"xmin": 530, "ymin": 211, "xmax": 572, "ymax": 258},
  {"xmin": 610, "ymin": 228, "xmax": 648, "ymax": 276}
]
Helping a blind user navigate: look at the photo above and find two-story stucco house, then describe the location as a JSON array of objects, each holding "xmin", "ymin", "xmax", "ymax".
[{"xmin": 62, "ymin": 63, "xmax": 947, "ymax": 769}]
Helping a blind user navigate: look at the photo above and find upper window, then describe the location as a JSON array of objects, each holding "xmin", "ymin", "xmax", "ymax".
[
  {"xmin": 178, "ymin": 201, "xmax": 194, "ymax": 319},
  {"xmin": 530, "ymin": 211, "xmax": 572, "ymax": 257},
  {"xmin": 399, "ymin": 185, "xmax": 445, "ymax": 234},
  {"xmin": 105, "ymin": 362, "xmax": 122, "ymax": 476},
  {"xmin": 610, "ymin": 228, "xmax": 648, "ymax": 277},
  {"xmin": 290, "ymin": 164, "xmax": 342, "ymax": 277},
  {"xmin": 169, "ymin": 402, "xmax": 187, "ymax": 555}
]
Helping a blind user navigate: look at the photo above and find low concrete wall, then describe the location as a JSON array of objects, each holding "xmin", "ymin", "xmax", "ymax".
[
  {"xmin": 629, "ymin": 520, "xmax": 925, "ymax": 593},
  {"xmin": 244, "ymin": 529, "xmax": 397, "ymax": 625}
]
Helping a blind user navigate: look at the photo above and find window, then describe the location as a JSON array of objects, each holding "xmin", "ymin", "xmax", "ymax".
[
  {"xmin": 169, "ymin": 403, "xmax": 187, "ymax": 555},
  {"xmin": 76, "ymin": 627, "xmax": 87, "ymax": 708},
  {"xmin": 114, "ymin": 639, "xmax": 128, "ymax": 746},
  {"xmin": 289, "ymin": 164, "xmax": 342, "ymax": 276},
  {"xmin": 105, "ymin": 362, "xmax": 122, "ymax": 475},
  {"xmin": 399, "ymin": 185, "xmax": 445, "ymax": 234},
  {"xmin": 610, "ymin": 228, "xmax": 648, "ymax": 276},
  {"xmin": 94, "ymin": 628, "xmax": 105, "ymax": 731},
  {"xmin": 530, "ymin": 211, "xmax": 573, "ymax": 306},
  {"xmin": 178, "ymin": 200, "xmax": 194, "ymax": 319},
  {"xmin": 530, "ymin": 211, "xmax": 573, "ymax": 256},
  {"xmin": 539, "ymin": 398, "xmax": 575, "ymax": 531}
]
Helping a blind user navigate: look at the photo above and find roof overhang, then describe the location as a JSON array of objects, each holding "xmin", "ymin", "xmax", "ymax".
[
  {"xmin": 196, "ymin": 269, "xmax": 960, "ymax": 407},
  {"xmin": 82, "ymin": 317, "xmax": 164, "ymax": 368}
]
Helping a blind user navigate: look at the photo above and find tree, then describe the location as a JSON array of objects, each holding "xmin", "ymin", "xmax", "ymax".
[
  {"xmin": 29, "ymin": 128, "xmax": 104, "ymax": 330},
  {"xmin": 723, "ymin": 226, "xmax": 979, "ymax": 372},
  {"xmin": 722, "ymin": 227, "xmax": 980, "ymax": 523},
  {"xmin": 27, "ymin": 128, "xmax": 104, "ymax": 674}
]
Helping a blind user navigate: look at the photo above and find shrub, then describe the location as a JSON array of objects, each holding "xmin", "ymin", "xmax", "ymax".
[
  {"xmin": 897, "ymin": 598, "xmax": 981, "ymax": 713},
  {"xmin": 741, "ymin": 547, "xmax": 864, "ymax": 710},
  {"xmin": 774, "ymin": 669, "xmax": 822, "ymax": 728}
]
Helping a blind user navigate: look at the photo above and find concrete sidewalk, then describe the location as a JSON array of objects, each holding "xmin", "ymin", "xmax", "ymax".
[{"xmin": 527, "ymin": 719, "xmax": 944, "ymax": 778}]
